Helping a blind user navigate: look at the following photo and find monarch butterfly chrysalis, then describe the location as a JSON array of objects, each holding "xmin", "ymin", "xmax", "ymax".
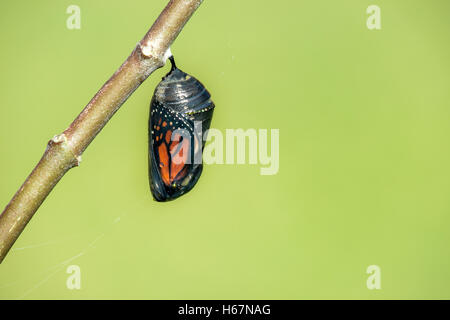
[{"xmin": 149, "ymin": 56, "xmax": 215, "ymax": 202}]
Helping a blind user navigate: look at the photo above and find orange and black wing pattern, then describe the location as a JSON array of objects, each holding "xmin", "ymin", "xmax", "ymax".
[{"xmin": 149, "ymin": 100, "xmax": 204, "ymax": 202}]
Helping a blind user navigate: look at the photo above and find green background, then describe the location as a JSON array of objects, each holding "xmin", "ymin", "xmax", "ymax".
[{"xmin": 1, "ymin": 0, "xmax": 449, "ymax": 299}]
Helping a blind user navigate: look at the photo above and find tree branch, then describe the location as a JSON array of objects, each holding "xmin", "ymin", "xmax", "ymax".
[{"xmin": 0, "ymin": 0, "xmax": 204, "ymax": 264}]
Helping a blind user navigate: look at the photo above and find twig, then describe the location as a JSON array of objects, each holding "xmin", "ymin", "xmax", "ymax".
[{"xmin": 0, "ymin": 0, "xmax": 204, "ymax": 263}]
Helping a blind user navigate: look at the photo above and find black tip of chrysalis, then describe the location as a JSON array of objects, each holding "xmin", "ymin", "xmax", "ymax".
[
  {"xmin": 162, "ymin": 56, "xmax": 177, "ymax": 79},
  {"xmin": 148, "ymin": 57, "xmax": 215, "ymax": 202},
  {"xmin": 169, "ymin": 56, "xmax": 176, "ymax": 72}
]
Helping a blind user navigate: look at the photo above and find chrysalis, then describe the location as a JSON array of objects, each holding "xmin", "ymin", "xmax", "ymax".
[{"xmin": 149, "ymin": 57, "xmax": 215, "ymax": 202}]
